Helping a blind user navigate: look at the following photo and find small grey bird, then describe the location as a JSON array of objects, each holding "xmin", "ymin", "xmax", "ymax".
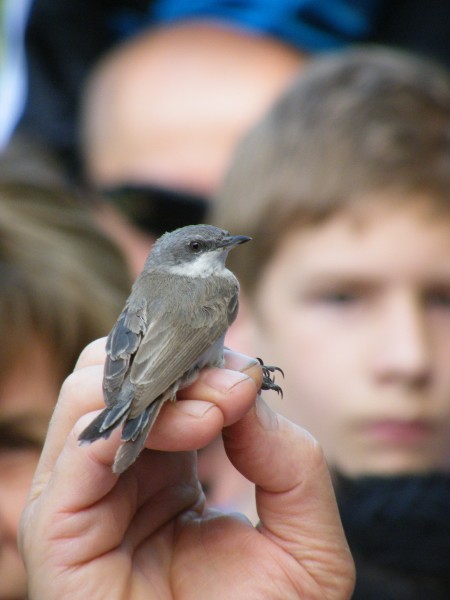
[{"xmin": 78, "ymin": 224, "xmax": 281, "ymax": 474}]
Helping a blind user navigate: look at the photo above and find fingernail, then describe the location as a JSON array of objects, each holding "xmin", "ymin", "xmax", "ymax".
[
  {"xmin": 175, "ymin": 400, "xmax": 216, "ymax": 418},
  {"xmin": 241, "ymin": 359, "xmax": 260, "ymax": 373},
  {"xmin": 255, "ymin": 396, "xmax": 279, "ymax": 431},
  {"xmin": 223, "ymin": 350, "xmax": 259, "ymax": 373}
]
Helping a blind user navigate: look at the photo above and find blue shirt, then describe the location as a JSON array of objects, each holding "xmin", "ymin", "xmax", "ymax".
[{"xmin": 149, "ymin": 0, "xmax": 383, "ymax": 51}]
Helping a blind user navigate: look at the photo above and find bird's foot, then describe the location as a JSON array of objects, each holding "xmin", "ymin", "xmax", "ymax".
[{"xmin": 257, "ymin": 357, "xmax": 284, "ymax": 398}]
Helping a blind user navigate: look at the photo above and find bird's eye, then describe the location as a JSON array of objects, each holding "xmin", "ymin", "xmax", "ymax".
[{"xmin": 189, "ymin": 240, "xmax": 203, "ymax": 253}]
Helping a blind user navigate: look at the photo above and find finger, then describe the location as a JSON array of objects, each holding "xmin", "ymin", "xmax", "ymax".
[
  {"xmin": 223, "ymin": 349, "xmax": 263, "ymax": 386},
  {"xmin": 177, "ymin": 350, "xmax": 262, "ymax": 400},
  {"xmin": 144, "ymin": 350, "xmax": 262, "ymax": 450},
  {"xmin": 31, "ymin": 364, "xmax": 105, "ymax": 494},
  {"xmin": 22, "ymin": 414, "xmax": 200, "ymax": 566},
  {"xmin": 33, "ymin": 348, "xmax": 259, "ymax": 490},
  {"xmin": 74, "ymin": 337, "xmax": 107, "ymax": 370},
  {"xmin": 144, "ymin": 369, "xmax": 258, "ymax": 450},
  {"xmin": 223, "ymin": 397, "xmax": 355, "ymax": 599}
]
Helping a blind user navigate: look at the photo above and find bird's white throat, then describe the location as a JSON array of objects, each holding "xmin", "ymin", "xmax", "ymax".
[{"xmin": 164, "ymin": 251, "xmax": 231, "ymax": 278}]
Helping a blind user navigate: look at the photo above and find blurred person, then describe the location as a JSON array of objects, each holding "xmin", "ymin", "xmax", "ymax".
[
  {"xmin": 0, "ymin": 133, "xmax": 67, "ymax": 187},
  {"xmin": 211, "ymin": 47, "xmax": 450, "ymax": 598},
  {"xmin": 79, "ymin": 22, "xmax": 303, "ymax": 274},
  {"xmin": 81, "ymin": 22, "xmax": 302, "ymax": 196},
  {"xmin": 19, "ymin": 4, "xmax": 449, "ymax": 272},
  {"xmin": 0, "ymin": 184, "xmax": 130, "ymax": 600}
]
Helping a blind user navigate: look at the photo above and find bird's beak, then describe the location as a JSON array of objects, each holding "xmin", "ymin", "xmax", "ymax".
[{"xmin": 219, "ymin": 235, "xmax": 252, "ymax": 249}]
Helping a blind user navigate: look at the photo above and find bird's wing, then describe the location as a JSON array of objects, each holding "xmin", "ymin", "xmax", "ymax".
[
  {"xmin": 128, "ymin": 277, "xmax": 239, "ymax": 415},
  {"xmin": 103, "ymin": 295, "xmax": 148, "ymax": 407}
]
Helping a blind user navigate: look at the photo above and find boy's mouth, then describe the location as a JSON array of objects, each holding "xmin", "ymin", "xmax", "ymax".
[{"xmin": 361, "ymin": 419, "xmax": 435, "ymax": 445}]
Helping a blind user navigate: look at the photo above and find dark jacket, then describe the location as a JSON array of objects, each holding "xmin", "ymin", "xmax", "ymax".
[{"xmin": 335, "ymin": 473, "xmax": 450, "ymax": 599}]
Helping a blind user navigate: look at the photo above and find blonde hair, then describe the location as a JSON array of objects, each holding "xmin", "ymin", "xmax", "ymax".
[{"xmin": 212, "ymin": 47, "xmax": 450, "ymax": 295}]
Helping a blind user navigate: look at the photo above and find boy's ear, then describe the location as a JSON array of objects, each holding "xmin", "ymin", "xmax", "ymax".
[{"xmin": 225, "ymin": 292, "xmax": 259, "ymax": 356}]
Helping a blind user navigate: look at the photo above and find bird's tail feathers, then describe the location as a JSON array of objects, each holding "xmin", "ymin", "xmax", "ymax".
[
  {"xmin": 112, "ymin": 397, "xmax": 165, "ymax": 474},
  {"xmin": 122, "ymin": 407, "xmax": 152, "ymax": 442},
  {"xmin": 78, "ymin": 396, "xmax": 132, "ymax": 445}
]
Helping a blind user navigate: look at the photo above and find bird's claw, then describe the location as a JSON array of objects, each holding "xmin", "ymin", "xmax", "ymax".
[{"xmin": 257, "ymin": 357, "xmax": 284, "ymax": 398}]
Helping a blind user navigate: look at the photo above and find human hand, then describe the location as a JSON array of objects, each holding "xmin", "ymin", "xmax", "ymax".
[{"xmin": 19, "ymin": 338, "xmax": 355, "ymax": 599}]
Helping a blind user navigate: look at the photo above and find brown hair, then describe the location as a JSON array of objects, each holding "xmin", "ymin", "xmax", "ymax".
[
  {"xmin": 0, "ymin": 182, "xmax": 130, "ymax": 383},
  {"xmin": 211, "ymin": 47, "xmax": 450, "ymax": 295}
]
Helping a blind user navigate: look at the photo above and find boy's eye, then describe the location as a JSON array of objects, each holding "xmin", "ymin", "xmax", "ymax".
[
  {"xmin": 297, "ymin": 282, "xmax": 370, "ymax": 309},
  {"xmin": 320, "ymin": 291, "xmax": 360, "ymax": 305},
  {"xmin": 425, "ymin": 288, "xmax": 450, "ymax": 308}
]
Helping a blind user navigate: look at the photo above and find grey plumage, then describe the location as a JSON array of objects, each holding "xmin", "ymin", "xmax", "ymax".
[{"xmin": 78, "ymin": 224, "xmax": 250, "ymax": 473}]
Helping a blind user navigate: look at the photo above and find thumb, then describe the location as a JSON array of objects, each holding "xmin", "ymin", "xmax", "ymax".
[{"xmin": 223, "ymin": 396, "xmax": 355, "ymax": 599}]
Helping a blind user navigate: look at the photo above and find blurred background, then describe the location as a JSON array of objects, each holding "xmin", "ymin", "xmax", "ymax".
[{"xmin": 0, "ymin": 2, "xmax": 449, "ymax": 599}]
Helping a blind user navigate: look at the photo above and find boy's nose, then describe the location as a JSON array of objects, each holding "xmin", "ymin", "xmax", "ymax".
[
  {"xmin": 371, "ymin": 293, "xmax": 431, "ymax": 386},
  {"xmin": 0, "ymin": 493, "xmax": 13, "ymax": 541}
]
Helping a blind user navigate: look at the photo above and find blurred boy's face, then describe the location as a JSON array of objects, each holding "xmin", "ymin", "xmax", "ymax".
[
  {"xmin": 0, "ymin": 339, "xmax": 58, "ymax": 600},
  {"xmin": 249, "ymin": 197, "xmax": 450, "ymax": 476}
]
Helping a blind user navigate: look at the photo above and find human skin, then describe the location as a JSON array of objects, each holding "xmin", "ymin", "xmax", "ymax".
[
  {"xmin": 19, "ymin": 340, "xmax": 355, "ymax": 600},
  {"xmin": 0, "ymin": 339, "xmax": 59, "ymax": 600},
  {"xmin": 247, "ymin": 197, "xmax": 450, "ymax": 477},
  {"xmin": 83, "ymin": 23, "xmax": 303, "ymax": 195}
]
